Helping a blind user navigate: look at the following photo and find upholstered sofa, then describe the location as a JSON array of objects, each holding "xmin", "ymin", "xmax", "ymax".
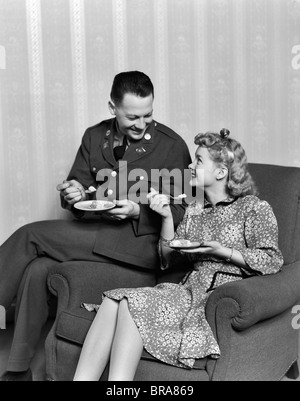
[{"xmin": 45, "ymin": 163, "xmax": 300, "ymax": 381}]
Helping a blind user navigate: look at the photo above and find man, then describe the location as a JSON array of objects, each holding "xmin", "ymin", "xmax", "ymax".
[{"xmin": 0, "ymin": 71, "xmax": 191, "ymax": 381}]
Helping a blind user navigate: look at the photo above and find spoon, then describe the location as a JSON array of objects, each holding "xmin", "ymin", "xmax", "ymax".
[
  {"xmin": 85, "ymin": 186, "xmax": 97, "ymax": 194},
  {"xmin": 168, "ymin": 194, "xmax": 187, "ymax": 200},
  {"xmin": 148, "ymin": 192, "xmax": 187, "ymax": 201}
]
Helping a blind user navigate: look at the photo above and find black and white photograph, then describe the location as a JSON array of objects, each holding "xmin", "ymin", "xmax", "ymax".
[{"xmin": 0, "ymin": 0, "xmax": 300, "ymax": 385}]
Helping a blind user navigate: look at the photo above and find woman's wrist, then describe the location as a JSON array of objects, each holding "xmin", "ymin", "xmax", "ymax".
[
  {"xmin": 225, "ymin": 248, "xmax": 234, "ymax": 263},
  {"xmin": 162, "ymin": 213, "xmax": 173, "ymax": 223},
  {"xmin": 217, "ymin": 246, "xmax": 247, "ymax": 268},
  {"xmin": 160, "ymin": 215, "xmax": 175, "ymax": 240},
  {"xmin": 216, "ymin": 246, "xmax": 233, "ymax": 262}
]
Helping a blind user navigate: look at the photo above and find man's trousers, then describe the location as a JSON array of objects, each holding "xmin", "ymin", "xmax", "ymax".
[{"xmin": 0, "ymin": 219, "xmax": 126, "ymax": 371}]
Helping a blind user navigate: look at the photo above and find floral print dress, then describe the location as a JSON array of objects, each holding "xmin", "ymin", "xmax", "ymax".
[{"xmin": 82, "ymin": 195, "xmax": 284, "ymax": 370}]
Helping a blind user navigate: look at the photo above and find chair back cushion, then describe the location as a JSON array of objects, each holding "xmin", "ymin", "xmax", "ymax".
[{"xmin": 248, "ymin": 163, "xmax": 300, "ymax": 264}]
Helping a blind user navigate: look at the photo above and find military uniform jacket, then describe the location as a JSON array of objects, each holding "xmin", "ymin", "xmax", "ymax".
[{"xmin": 63, "ymin": 118, "xmax": 192, "ymax": 270}]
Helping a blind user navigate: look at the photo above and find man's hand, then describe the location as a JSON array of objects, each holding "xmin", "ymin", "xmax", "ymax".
[
  {"xmin": 105, "ymin": 199, "xmax": 140, "ymax": 221},
  {"xmin": 56, "ymin": 180, "xmax": 87, "ymax": 205}
]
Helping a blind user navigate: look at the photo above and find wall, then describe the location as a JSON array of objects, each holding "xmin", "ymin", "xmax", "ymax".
[{"xmin": 0, "ymin": 0, "xmax": 300, "ymax": 244}]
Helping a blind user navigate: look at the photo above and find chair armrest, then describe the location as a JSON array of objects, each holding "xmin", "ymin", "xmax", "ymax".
[
  {"xmin": 206, "ymin": 261, "xmax": 300, "ymax": 331},
  {"xmin": 47, "ymin": 261, "xmax": 157, "ymax": 313},
  {"xmin": 47, "ymin": 262, "xmax": 109, "ymax": 313}
]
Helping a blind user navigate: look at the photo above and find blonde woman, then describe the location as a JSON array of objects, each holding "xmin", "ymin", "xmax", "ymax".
[{"xmin": 73, "ymin": 129, "xmax": 283, "ymax": 381}]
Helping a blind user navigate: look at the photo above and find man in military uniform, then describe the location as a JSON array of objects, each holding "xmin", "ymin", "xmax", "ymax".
[{"xmin": 0, "ymin": 71, "xmax": 191, "ymax": 381}]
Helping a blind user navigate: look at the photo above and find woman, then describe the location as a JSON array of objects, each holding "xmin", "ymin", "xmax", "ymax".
[{"xmin": 73, "ymin": 129, "xmax": 283, "ymax": 381}]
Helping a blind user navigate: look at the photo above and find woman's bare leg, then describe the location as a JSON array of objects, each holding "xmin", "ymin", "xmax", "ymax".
[
  {"xmin": 73, "ymin": 298, "xmax": 119, "ymax": 381},
  {"xmin": 108, "ymin": 299, "xmax": 143, "ymax": 381}
]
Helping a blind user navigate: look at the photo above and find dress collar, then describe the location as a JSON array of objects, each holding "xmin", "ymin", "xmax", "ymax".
[{"xmin": 203, "ymin": 196, "xmax": 237, "ymax": 209}]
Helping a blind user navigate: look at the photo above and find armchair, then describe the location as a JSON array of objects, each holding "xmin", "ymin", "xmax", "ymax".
[{"xmin": 45, "ymin": 163, "xmax": 300, "ymax": 381}]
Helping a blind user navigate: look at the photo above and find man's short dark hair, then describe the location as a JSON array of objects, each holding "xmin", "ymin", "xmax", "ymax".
[{"xmin": 110, "ymin": 71, "xmax": 154, "ymax": 106}]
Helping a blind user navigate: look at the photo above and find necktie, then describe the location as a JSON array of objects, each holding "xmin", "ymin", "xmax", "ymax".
[{"xmin": 113, "ymin": 136, "xmax": 127, "ymax": 161}]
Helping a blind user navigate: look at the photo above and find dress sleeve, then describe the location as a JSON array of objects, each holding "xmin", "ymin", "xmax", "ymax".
[
  {"xmin": 241, "ymin": 200, "xmax": 284, "ymax": 275},
  {"xmin": 158, "ymin": 206, "xmax": 192, "ymax": 270}
]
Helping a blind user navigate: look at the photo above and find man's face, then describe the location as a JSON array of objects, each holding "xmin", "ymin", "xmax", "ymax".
[{"xmin": 110, "ymin": 93, "xmax": 154, "ymax": 141}]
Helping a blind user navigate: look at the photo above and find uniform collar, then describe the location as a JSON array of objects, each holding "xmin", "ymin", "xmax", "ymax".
[
  {"xmin": 122, "ymin": 121, "xmax": 155, "ymax": 165},
  {"xmin": 101, "ymin": 119, "xmax": 156, "ymax": 168}
]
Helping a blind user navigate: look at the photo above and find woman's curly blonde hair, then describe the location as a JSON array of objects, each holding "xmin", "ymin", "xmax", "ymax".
[{"xmin": 194, "ymin": 129, "xmax": 258, "ymax": 198}]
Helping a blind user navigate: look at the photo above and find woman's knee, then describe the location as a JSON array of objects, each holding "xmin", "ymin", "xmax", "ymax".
[
  {"xmin": 119, "ymin": 298, "xmax": 129, "ymax": 310},
  {"xmin": 101, "ymin": 297, "xmax": 120, "ymax": 313},
  {"xmin": 117, "ymin": 298, "xmax": 131, "ymax": 320}
]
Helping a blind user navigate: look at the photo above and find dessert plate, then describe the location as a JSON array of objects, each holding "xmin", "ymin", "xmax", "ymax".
[
  {"xmin": 74, "ymin": 200, "xmax": 116, "ymax": 212},
  {"xmin": 168, "ymin": 240, "xmax": 202, "ymax": 250}
]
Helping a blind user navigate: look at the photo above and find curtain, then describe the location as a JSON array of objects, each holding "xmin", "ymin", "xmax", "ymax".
[{"xmin": 0, "ymin": 0, "xmax": 299, "ymax": 243}]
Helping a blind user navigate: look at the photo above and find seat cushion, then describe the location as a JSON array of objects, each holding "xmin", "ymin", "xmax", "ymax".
[{"xmin": 56, "ymin": 310, "xmax": 207, "ymax": 370}]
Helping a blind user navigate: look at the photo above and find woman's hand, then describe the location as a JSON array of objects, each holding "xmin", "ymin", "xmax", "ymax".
[
  {"xmin": 147, "ymin": 188, "xmax": 172, "ymax": 219},
  {"xmin": 182, "ymin": 241, "xmax": 223, "ymax": 256},
  {"xmin": 183, "ymin": 241, "xmax": 247, "ymax": 268}
]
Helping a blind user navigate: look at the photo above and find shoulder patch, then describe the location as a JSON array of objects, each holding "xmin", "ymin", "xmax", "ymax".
[{"xmin": 86, "ymin": 118, "xmax": 113, "ymax": 137}]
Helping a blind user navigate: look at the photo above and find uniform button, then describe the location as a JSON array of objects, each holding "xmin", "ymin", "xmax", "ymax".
[
  {"xmin": 140, "ymin": 176, "xmax": 145, "ymax": 181},
  {"xmin": 111, "ymin": 171, "xmax": 117, "ymax": 177},
  {"xmin": 107, "ymin": 189, "xmax": 114, "ymax": 196},
  {"xmin": 144, "ymin": 133, "xmax": 151, "ymax": 140},
  {"xmin": 92, "ymin": 167, "xmax": 97, "ymax": 172}
]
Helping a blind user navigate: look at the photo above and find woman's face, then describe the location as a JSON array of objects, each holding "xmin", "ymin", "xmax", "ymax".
[{"xmin": 189, "ymin": 147, "xmax": 219, "ymax": 188}]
